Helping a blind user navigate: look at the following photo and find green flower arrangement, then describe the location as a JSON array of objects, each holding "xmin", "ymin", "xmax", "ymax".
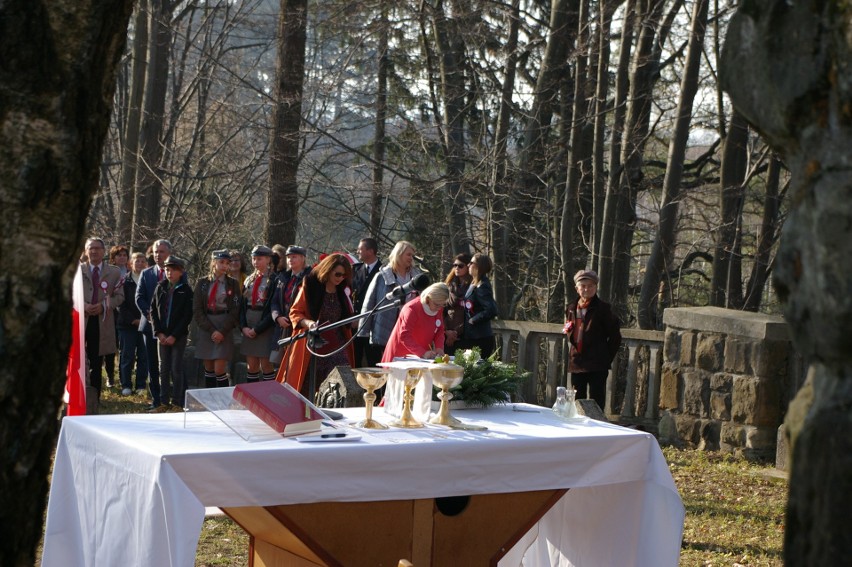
[{"xmin": 432, "ymin": 348, "xmax": 530, "ymax": 408}]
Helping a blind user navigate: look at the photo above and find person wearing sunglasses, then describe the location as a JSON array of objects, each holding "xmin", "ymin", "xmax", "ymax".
[
  {"xmin": 277, "ymin": 253, "xmax": 356, "ymax": 397},
  {"xmin": 454, "ymin": 253, "xmax": 499, "ymax": 359},
  {"xmin": 442, "ymin": 253, "xmax": 472, "ymax": 355}
]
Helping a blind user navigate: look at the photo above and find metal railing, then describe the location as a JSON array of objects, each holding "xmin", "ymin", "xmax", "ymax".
[{"xmin": 492, "ymin": 321, "xmax": 664, "ymax": 426}]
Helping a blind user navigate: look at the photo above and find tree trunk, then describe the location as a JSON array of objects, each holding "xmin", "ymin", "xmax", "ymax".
[
  {"xmin": 597, "ymin": 0, "xmax": 636, "ymax": 299},
  {"xmin": 267, "ymin": 0, "xmax": 308, "ymax": 247},
  {"xmin": 490, "ymin": 0, "xmax": 520, "ymax": 318},
  {"xmin": 743, "ymin": 153, "xmax": 783, "ymax": 312},
  {"xmin": 118, "ymin": 1, "xmax": 148, "ymax": 247},
  {"xmin": 133, "ymin": 0, "xmax": 172, "ymax": 246},
  {"xmin": 370, "ymin": 0, "xmax": 389, "ymax": 239},
  {"xmin": 608, "ymin": 0, "xmax": 668, "ymax": 321},
  {"xmin": 590, "ymin": 0, "xmax": 621, "ymax": 272},
  {"xmin": 432, "ymin": 0, "xmax": 471, "ymax": 255},
  {"xmin": 637, "ymin": 0, "xmax": 708, "ymax": 330},
  {"xmin": 504, "ymin": 0, "xmax": 574, "ymax": 318},
  {"xmin": 722, "ymin": 2, "xmax": 852, "ymax": 564},
  {"xmin": 0, "ymin": 1, "xmax": 134, "ymax": 564},
  {"xmin": 559, "ymin": 0, "xmax": 592, "ymax": 306},
  {"xmin": 710, "ymin": 109, "xmax": 749, "ymax": 307}
]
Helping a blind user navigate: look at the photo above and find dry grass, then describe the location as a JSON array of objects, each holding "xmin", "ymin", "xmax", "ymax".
[{"xmin": 75, "ymin": 389, "xmax": 790, "ymax": 565}]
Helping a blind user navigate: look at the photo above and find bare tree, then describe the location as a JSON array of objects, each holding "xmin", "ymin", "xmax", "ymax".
[
  {"xmin": 709, "ymin": 109, "xmax": 748, "ymax": 308},
  {"xmin": 637, "ymin": 0, "xmax": 709, "ymax": 329}
]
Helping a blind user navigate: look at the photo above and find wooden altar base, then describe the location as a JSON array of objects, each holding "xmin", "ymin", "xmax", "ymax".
[{"xmin": 223, "ymin": 488, "xmax": 567, "ymax": 567}]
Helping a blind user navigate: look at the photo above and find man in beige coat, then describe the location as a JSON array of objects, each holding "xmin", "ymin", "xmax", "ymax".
[{"xmin": 81, "ymin": 237, "xmax": 124, "ymax": 398}]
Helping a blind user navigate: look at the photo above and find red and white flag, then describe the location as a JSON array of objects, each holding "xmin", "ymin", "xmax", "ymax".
[{"xmin": 64, "ymin": 265, "xmax": 87, "ymax": 416}]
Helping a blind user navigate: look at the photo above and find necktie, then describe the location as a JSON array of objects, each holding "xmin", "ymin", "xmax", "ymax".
[
  {"xmin": 91, "ymin": 266, "xmax": 100, "ymax": 304},
  {"xmin": 207, "ymin": 280, "xmax": 219, "ymax": 311},
  {"xmin": 251, "ymin": 276, "xmax": 263, "ymax": 307},
  {"xmin": 158, "ymin": 267, "xmax": 164, "ymax": 282}
]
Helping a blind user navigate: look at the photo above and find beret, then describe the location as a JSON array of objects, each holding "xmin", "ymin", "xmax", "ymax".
[
  {"xmin": 285, "ymin": 245, "xmax": 307, "ymax": 256},
  {"xmin": 251, "ymin": 245, "xmax": 273, "ymax": 257},
  {"xmin": 211, "ymin": 249, "xmax": 231, "ymax": 260},
  {"xmin": 573, "ymin": 269, "xmax": 599, "ymax": 284}
]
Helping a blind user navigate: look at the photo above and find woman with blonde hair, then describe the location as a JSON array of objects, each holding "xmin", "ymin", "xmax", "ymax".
[
  {"xmin": 277, "ymin": 253, "xmax": 356, "ymax": 397},
  {"xmin": 358, "ymin": 240, "xmax": 423, "ymax": 364},
  {"xmin": 193, "ymin": 250, "xmax": 241, "ymax": 387}
]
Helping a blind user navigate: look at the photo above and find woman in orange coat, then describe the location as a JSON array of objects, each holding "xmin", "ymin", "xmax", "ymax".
[{"xmin": 277, "ymin": 254, "xmax": 355, "ymax": 397}]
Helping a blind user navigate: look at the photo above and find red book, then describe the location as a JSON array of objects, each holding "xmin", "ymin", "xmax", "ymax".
[{"xmin": 233, "ymin": 381, "xmax": 324, "ymax": 436}]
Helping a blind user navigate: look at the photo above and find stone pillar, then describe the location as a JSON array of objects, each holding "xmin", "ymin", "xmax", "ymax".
[{"xmin": 661, "ymin": 306, "xmax": 796, "ymax": 459}]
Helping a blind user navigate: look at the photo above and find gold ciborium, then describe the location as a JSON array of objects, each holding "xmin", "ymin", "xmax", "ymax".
[
  {"xmin": 389, "ymin": 368, "xmax": 425, "ymax": 428},
  {"xmin": 354, "ymin": 367, "xmax": 391, "ymax": 429},
  {"xmin": 428, "ymin": 363, "xmax": 464, "ymax": 426},
  {"xmin": 428, "ymin": 363, "xmax": 488, "ymax": 431}
]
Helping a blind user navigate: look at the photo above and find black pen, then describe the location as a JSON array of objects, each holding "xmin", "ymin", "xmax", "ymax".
[{"xmin": 320, "ymin": 433, "xmax": 347, "ymax": 438}]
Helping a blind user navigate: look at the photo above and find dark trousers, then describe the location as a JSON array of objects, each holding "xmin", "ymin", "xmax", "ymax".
[
  {"xmin": 119, "ymin": 328, "xmax": 148, "ymax": 390},
  {"xmin": 353, "ymin": 336, "xmax": 371, "ymax": 368},
  {"xmin": 366, "ymin": 343, "xmax": 384, "ymax": 367},
  {"xmin": 158, "ymin": 336, "xmax": 187, "ymax": 407},
  {"xmin": 85, "ymin": 316, "xmax": 103, "ymax": 397},
  {"xmin": 571, "ymin": 370, "xmax": 608, "ymax": 411},
  {"xmin": 142, "ymin": 325, "xmax": 161, "ymax": 404}
]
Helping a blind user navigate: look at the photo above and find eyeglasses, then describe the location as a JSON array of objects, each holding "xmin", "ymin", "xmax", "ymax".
[
  {"xmin": 332, "ymin": 271, "xmax": 346, "ymax": 278},
  {"xmin": 452, "ymin": 263, "xmax": 466, "ymax": 268}
]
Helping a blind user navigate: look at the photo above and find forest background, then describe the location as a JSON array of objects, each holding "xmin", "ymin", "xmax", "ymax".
[{"xmin": 94, "ymin": 0, "xmax": 782, "ymax": 330}]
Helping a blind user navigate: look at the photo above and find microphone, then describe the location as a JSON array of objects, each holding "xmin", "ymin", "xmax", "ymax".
[{"xmin": 385, "ymin": 273, "xmax": 430, "ymax": 301}]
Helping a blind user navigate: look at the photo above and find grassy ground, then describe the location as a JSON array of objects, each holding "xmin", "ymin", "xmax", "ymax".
[{"xmin": 70, "ymin": 389, "xmax": 790, "ymax": 566}]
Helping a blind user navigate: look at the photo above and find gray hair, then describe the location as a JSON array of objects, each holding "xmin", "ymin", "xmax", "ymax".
[
  {"xmin": 420, "ymin": 282, "xmax": 450, "ymax": 306},
  {"xmin": 153, "ymin": 239, "xmax": 172, "ymax": 251}
]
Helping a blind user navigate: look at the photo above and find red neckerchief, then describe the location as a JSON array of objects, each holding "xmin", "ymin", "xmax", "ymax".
[
  {"xmin": 207, "ymin": 279, "xmax": 219, "ymax": 311},
  {"xmin": 251, "ymin": 275, "xmax": 263, "ymax": 307},
  {"xmin": 573, "ymin": 297, "xmax": 591, "ymax": 354}
]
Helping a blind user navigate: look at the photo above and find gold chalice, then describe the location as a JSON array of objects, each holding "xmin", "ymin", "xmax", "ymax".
[
  {"xmin": 428, "ymin": 363, "xmax": 464, "ymax": 426},
  {"xmin": 429, "ymin": 363, "xmax": 488, "ymax": 431},
  {"xmin": 389, "ymin": 368, "xmax": 425, "ymax": 428},
  {"xmin": 354, "ymin": 367, "xmax": 390, "ymax": 429}
]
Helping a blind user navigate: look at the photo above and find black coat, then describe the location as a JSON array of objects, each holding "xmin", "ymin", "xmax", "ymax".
[
  {"xmin": 462, "ymin": 277, "xmax": 499, "ymax": 340},
  {"xmin": 151, "ymin": 280, "xmax": 194, "ymax": 339},
  {"xmin": 117, "ymin": 275, "xmax": 143, "ymax": 330},
  {"xmin": 565, "ymin": 295, "xmax": 621, "ymax": 373}
]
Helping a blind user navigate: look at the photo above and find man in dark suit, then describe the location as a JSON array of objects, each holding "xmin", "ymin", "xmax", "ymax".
[
  {"xmin": 135, "ymin": 239, "xmax": 173, "ymax": 409},
  {"xmin": 352, "ymin": 238, "xmax": 381, "ymax": 366}
]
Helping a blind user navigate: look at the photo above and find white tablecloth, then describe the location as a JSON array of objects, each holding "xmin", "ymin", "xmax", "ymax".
[{"xmin": 42, "ymin": 405, "xmax": 684, "ymax": 567}]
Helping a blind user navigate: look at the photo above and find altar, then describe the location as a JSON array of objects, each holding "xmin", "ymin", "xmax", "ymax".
[{"xmin": 42, "ymin": 405, "xmax": 684, "ymax": 566}]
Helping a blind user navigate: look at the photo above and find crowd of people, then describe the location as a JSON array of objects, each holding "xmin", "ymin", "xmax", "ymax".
[
  {"xmin": 77, "ymin": 236, "xmax": 502, "ymax": 412},
  {"xmin": 79, "ymin": 229, "xmax": 626, "ymax": 414}
]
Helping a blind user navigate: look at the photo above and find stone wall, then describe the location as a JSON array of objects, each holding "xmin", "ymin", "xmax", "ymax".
[{"xmin": 660, "ymin": 306, "xmax": 799, "ymax": 459}]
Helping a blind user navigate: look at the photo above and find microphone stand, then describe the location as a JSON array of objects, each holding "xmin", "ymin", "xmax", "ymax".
[{"xmin": 278, "ymin": 295, "xmax": 406, "ymax": 411}]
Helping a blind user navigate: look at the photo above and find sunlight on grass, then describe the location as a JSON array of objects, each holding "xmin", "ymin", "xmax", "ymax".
[{"xmin": 666, "ymin": 447, "xmax": 787, "ymax": 566}]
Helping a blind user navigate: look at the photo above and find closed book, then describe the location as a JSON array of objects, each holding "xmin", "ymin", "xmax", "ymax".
[{"xmin": 233, "ymin": 381, "xmax": 324, "ymax": 436}]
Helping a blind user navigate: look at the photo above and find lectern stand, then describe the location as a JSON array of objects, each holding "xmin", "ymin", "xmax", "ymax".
[{"xmin": 223, "ymin": 488, "xmax": 566, "ymax": 567}]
